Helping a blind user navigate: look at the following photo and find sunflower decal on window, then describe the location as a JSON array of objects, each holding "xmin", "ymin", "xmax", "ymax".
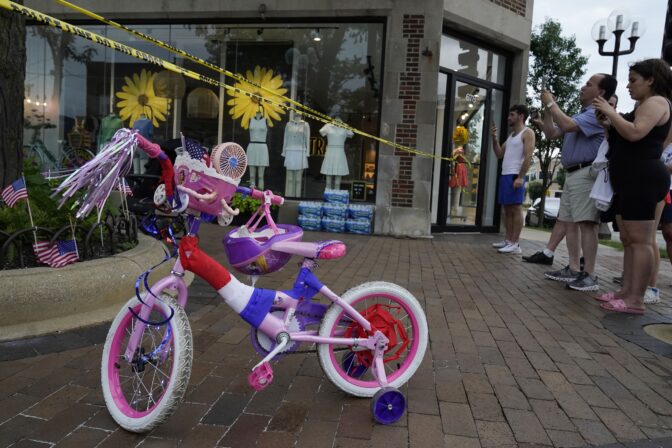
[
  {"xmin": 116, "ymin": 69, "xmax": 170, "ymax": 127},
  {"xmin": 227, "ymin": 66, "xmax": 288, "ymax": 129}
]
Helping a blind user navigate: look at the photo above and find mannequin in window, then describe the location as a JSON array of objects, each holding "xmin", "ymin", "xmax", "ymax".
[
  {"xmin": 320, "ymin": 116, "xmax": 353, "ymax": 190},
  {"xmin": 132, "ymin": 112, "xmax": 153, "ymax": 174},
  {"xmin": 282, "ymin": 112, "xmax": 310, "ymax": 197},
  {"xmin": 99, "ymin": 112, "xmax": 123, "ymax": 149},
  {"xmin": 449, "ymin": 125, "xmax": 469, "ymax": 218},
  {"xmin": 247, "ymin": 109, "xmax": 269, "ymax": 190}
]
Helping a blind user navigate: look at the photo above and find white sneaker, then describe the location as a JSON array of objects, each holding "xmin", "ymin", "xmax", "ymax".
[
  {"xmin": 644, "ymin": 286, "xmax": 660, "ymax": 304},
  {"xmin": 498, "ymin": 243, "xmax": 522, "ymax": 254},
  {"xmin": 492, "ymin": 240, "xmax": 510, "ymax": 248}
]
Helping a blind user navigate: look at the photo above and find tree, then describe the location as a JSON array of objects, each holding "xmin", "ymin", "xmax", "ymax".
[
  {"xmin": 528, "ymin": 19, "xmax": 588, "ymax": 226},
  {"xmin": 0, "ymin": 3, "xmax": 26, "ymax": 188},
  {"xmin": 555, "ymin": 166, "xmax": 566, "ymax": 189}
]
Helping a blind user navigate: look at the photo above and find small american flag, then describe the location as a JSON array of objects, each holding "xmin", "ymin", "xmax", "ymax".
[
  {"xmin": 2, "ymin": 177, "xmax": 28, "ymax": 208},
  {"xmin": 32, "ymin": 239, "xmax": 79, "ymax": 268},
  {"xmin": 117, "ymin": 179, "xmax": 133, "ymax": 196},
  {"xmin": 181, "ymin": 134, "xmax": 207, "ymax": 160}
]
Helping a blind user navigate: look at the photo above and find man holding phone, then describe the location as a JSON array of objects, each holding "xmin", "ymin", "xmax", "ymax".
[
  {"xmin": 535, "ymin": 73, "xmax": 617, "ymax": 291},
  {"xmin": 491, "ymin": 105, "xmax": 536, "ymax": 254}
]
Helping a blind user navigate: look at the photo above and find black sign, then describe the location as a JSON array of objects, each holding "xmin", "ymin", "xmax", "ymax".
[{"xmin": 351, "ymin": 181, "xmax": 366, "ymax": 201}]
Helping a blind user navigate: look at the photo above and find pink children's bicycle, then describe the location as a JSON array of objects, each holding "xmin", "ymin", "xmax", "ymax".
[{"xmin": 56, "ymin": 130, "xmax": 428, "ymax": 433}]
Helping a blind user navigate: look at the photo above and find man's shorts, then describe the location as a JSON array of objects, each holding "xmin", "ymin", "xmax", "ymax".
[
  {"xmin": 558, "ymin": 166, "xmax": 600, "ymax": 223},
  {"xmin": 499, "ymin": 174, "xmax": 525, "ymax": 205}
]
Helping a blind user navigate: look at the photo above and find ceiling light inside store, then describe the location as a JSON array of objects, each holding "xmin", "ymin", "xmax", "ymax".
[
  {"xmin": 312, "ymin": 28, "xmax": 322, "ymax": 42},
  {"xmin": 256, "ymin": 28, "xmax": 264, "ymax": 42}
]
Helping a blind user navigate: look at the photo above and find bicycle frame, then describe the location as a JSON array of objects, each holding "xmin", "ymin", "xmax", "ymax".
[{"xmin": 123, "ymin": 214, "xmax": 391, "ymax": 386}]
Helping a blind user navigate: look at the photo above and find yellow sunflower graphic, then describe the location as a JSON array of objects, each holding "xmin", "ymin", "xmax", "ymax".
[
  {"xmin": 227, "ymin": 66, "xmax": 288, "ymax": 129},
  {"xmin": 116, "ymin": 69, "xmax": 170, "ymax": 127}
]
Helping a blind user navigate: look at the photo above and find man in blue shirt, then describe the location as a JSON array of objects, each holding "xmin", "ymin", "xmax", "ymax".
[{"xmin": 537, "ymin": 73, "xmax": 617, "ymax": 291}]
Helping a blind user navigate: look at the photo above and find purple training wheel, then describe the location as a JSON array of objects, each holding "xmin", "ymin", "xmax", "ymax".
[{"xmin": 371, "ymin": 387, "xmax": 406, "ymax": 425}]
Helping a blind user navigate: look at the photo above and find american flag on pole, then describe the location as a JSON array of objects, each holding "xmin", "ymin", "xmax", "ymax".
[
  {"xmin": 32, "ymin": 239, "xmax": 79, "ymax": 268},
  {"xmin": 117, "ymin": 179, "xmax": 133, "ymax": 196},
  {"xmin": 181, "ymin": 134, "xmax": 207, "ymax": 160},
  {"xmin": 2, "ymin": 177, "xmax": 28, "ymax": 208}
]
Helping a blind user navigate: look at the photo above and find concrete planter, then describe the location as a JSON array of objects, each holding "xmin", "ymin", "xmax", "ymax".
[{"xmin": 0, "ymin": 235, "xmax": 193, "ymax": 341}]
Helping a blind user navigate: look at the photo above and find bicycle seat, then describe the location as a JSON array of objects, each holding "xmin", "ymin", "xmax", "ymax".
[
  {"xmin": 270, "ymin": 240, "xmax": 347, "ymax": 260},
  {"xmin": 223, "ymin": 224, "xmax": 304, "ymax": 275}
]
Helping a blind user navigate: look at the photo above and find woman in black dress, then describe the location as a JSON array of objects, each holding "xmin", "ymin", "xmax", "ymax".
[{"xmin": 593, "ymin": 58, "xmax": 672, "ymax": 314}]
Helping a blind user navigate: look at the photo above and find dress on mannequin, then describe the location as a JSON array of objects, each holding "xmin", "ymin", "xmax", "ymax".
[
  {"xmin": 320, "ymin": 119, "xmax": 353, "ymax": 190},
  {"xmin": 449, "ymin": 146, "xmax": 469, "ymax": 218},
  {"xmin": 282, "ymin": 117, "xmax": 310, "ymax": 197},
  {"xmin": 247, "ymin": 112, "xmax": 269, "ymax": 190},
  {"xmin": 132, "ymin": 114, "xmax": 153, "ymax": 174}
]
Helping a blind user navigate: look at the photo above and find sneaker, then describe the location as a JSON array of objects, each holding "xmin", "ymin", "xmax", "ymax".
[
  {"xmin": 567, "ymin": 271, "xmax": 599, "ymax": 292},
  {"xmin": 499, "ymin": 243, "xmax": 522, "ymax": 254},
  {"xmin": 644, "ymin": 286, "xmax": 661, "ymax": 304},
  {"xmin": 522, "ymin": 251, "xmax": 554, "ymax": 265},
  {"xmin": 613, "ymin": 274, "xmax": 623, "ymax": 285},
  {"xmin": 544, "ymin": 265, "xmax": 580, "ymax": 282},
  {"xmin": 492, "ymin": 240, "xmax": 510, "ymax": 248}
]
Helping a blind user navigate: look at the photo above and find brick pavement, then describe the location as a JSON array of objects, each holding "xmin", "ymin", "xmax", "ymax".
[{"xmin": 2, "ymin": 225, "xmax": 672, "ymax": 447}]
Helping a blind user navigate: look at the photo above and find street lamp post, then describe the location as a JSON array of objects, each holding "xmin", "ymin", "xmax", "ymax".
[{"xmin": 591, "ymin": 11, "xmax": 645, "ymax": 77}]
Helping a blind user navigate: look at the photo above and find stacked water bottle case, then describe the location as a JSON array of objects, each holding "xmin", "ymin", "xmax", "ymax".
[{"xmin": 298, "ymin": 189, "xmax": 374, "ymax": 234}]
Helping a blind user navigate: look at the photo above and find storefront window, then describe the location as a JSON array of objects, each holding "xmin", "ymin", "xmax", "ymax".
[{"xmin": 24, "ymin": 22, "xmax": 383, "ymax": 201}]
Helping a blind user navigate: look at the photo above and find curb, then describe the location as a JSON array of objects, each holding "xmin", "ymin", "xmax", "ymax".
[{"xmin": 0, "ymin": 235, "xmax": 193, "ymax": 341}]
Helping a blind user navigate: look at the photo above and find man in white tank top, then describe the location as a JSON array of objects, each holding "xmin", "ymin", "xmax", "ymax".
[{"xmin": 490, "ymin": 105, "xmax": 536, "ymax": 254}]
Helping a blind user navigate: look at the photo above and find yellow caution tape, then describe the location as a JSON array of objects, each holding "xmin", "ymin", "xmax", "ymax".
[{"xmin": 2, "ymin": 0, "xmax": 463, "ymax": 163}]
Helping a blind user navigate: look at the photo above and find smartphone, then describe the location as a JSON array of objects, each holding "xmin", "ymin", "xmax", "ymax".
[
  {"xmin": 541, "ymin": 75, "xmax": 548, "ymax": 92},
  {"xmin": 529, "ymin": 108, "xmax": 539, "ymax": 120}
]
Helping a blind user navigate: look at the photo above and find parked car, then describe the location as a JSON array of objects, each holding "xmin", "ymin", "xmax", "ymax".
[{"xmin": 525, "ymin": 197, "xmax": 560, "ymax": 227}]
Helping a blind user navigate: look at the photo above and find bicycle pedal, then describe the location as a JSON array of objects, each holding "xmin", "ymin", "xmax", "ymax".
[{"xmin": 248, "ymin": 361, "xmax": 273, "ymax": 391}]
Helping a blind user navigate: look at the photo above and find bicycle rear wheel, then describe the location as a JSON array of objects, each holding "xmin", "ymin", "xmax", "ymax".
[
  {"xmin": 101, "ymin": 295, "xmax": 192, "ymax": 433},
  {"xmin": 317, "ymin": 281, "xmax": 428, "ymax": 397}
]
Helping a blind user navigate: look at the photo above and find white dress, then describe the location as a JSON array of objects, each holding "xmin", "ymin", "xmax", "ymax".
[
  {"xmin": 246, "ymin": 116, "xmax": 269, "ymax": 167},
  {"xmin": 283, "ymin": 120, "xmax": 310, "ymax": 170},
  {"xmin": 320, "ymin": 123, "xmax": 353, "ymax": 176}
]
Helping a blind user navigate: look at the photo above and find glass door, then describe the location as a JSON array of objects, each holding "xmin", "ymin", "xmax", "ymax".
[{"xmin": 446, "ymin": 80, "xmax": 486, "ymax": 225}]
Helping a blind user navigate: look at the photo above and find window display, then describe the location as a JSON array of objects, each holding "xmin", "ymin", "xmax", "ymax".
[{"xmin": 24, "ymin": 22, "xmax": 383, "ymax": 201}]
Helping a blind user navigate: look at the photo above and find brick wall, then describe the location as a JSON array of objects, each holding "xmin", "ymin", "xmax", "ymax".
[
  {"xmin": 489, "ymin": 0, "xmax": 526, "ymax": 16},
  {"xmin": 392, "ymin": 14, "xmax": 423, "ymax": 208}
]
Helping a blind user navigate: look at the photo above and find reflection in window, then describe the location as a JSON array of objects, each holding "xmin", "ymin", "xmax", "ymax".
[
  {"xmin": 24, "ymin": 23, "xmax": 383, "ymax": 201},
  {"xmin": 439, "ymin": 35, "xmax": 506, "ymax": 85}
]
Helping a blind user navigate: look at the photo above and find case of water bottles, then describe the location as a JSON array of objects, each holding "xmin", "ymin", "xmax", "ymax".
[
  {"xmin": 321, "ymin": 217, "xmax": 346, "ymax": 233},
  {"xmin": 298, "ymin": 201, "xmax": 322, "ymax": 218},
  {"xmin": 345, "ymin": 219, "xmax": 372, "ymax": 234},
  {"xmin": 322, "ymin": 203, "xmax": 347, "ymax": 219},
  {"xmin": 347, "ymin": 204, "xmax": 374, "ymax": 220},
  {"xmin": 298, "ymin": 214, "xmax": 321, "ymax": 231},
  {"xmin": 323, "ymin": 189, "xmax": 349, "ymax": 204}
]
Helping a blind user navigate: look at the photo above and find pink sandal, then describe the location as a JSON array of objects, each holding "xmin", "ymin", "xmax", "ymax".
[
  {"xmin": 595, "ymin": 292, "xmax": 617, "ymax": 303},
  {"xmin": 600, "ymin": 299, "xmax": 645, "ymax": 315}
]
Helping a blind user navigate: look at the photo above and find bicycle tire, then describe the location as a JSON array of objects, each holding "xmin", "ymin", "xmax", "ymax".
[
  {"xmin": 317, "ymin": 281, "xmax": 428, "ymax": 397},
  {"xmin": 101, "ymin": 294, "xmax": 193, "ymax": 433}
]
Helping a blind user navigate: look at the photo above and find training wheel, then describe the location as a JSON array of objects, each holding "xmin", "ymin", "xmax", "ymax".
[{"xmin": 371, "ymin": 387, "xmax": 406, "ymax": 424}]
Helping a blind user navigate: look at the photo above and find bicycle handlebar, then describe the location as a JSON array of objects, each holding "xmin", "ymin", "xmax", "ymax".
[
  {"xmin": 135, "ymin": 133, "xmax": 175, "ymax": 197},
  {"xmin": 236, "ymin": 186, "xmax": 284, "ymax": 206}
]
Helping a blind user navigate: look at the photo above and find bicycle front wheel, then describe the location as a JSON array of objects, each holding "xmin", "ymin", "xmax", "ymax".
[
  {"xmin": 317, "ymin": 281, "xmax": 428, "ymax": 397},
  {"xmin": 101, "ymin": 295, "xmax": 193, "ymax": 433}
]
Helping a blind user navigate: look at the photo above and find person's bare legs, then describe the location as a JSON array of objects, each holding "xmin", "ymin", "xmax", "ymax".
[
  {"xmin": 662, "ymin": 221, "xmax": 672, "ymax": 269},
  {"xmin": 619, "ymin": 218, "xmax": 660, "ymax": 309},
  {"xmin": 546, "ymin": 220, "xmax": 567, "ymax": 251},
  {"xmin": 648, "ymin": 201, "xmax": 664, "ymax": 287},
  {"xmin": 615, "ymin": 215, "xmax": 631, "ymax": 298},
  {"xmin": 578, "ymin": 221, "xmax": 598, "ymax": 276},
  {"xmin": 503, "ymin": 205, "xmax": 514, "ymax": 242},
  {"xmin": 564, "ymin": 220, "xmax": 582, "ymax": 272},
  {"xmin": 510, "ymin": 204, "xmax": 523, "ymax": 243}
]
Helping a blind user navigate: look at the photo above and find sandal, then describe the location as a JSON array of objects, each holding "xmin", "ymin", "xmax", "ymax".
[
  {"xmin": 595, "ymin": 292, "xmax": 617, "ymax": 302},
  {"xmin": 600, "ymin": 299, "xmax": 645, "ymax": 315}
]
